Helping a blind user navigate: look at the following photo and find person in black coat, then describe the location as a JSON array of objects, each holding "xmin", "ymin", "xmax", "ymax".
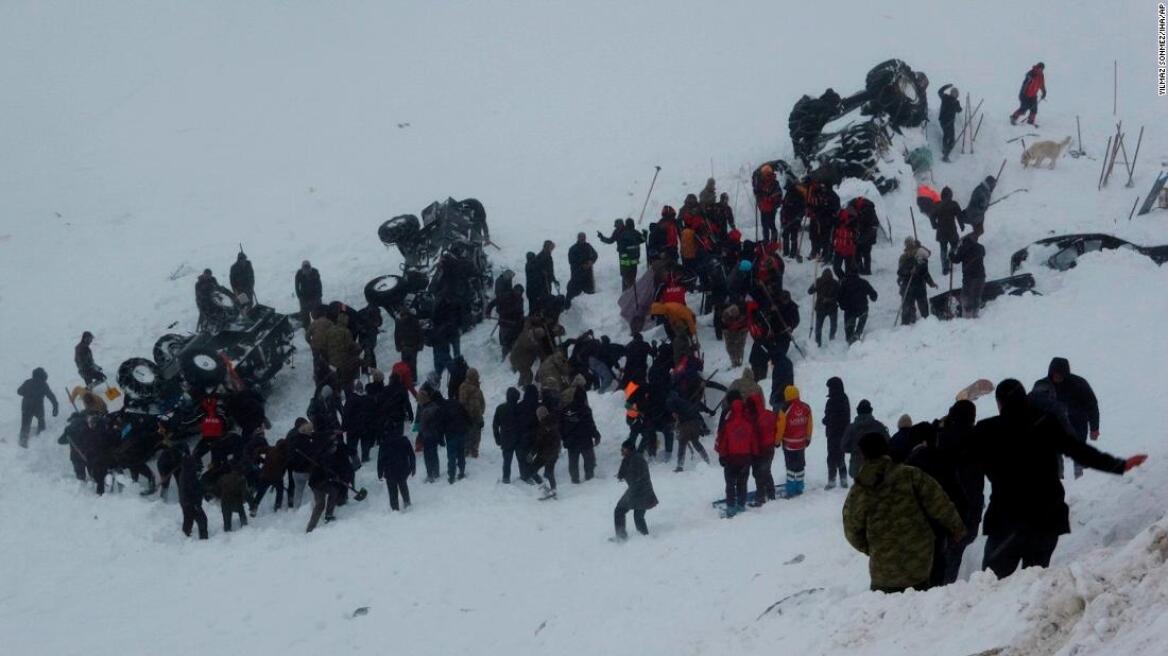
[
  {"xmin": 565, "ymin": 233, "xmax": 599, "ymax": 308},
  {"xmin": 490, "ymin": 276, "xmax": 526, "ymax": 359},
  {"xmin": 897, "ymin": 242, "xmax": 937, "ymax": 325},
  {"xmin": 516, "ymin": 385, "xmax": 542, "ymax": 484},
  {"xmin": 442, "ymin": 393, "xmax": 470, "ymax": 484},
  {"xmin": 393, "ymin": 308, "xmax": 424, "ymax": 378},
  {"xmin": 307, "ymin": 385, "xmax": 343, "ymax": 436},
  {"xmin": 177, "ymin": 454, "xmax": 209, "ymax": 540},
  {"xmin": 74, "ymin": 331, "xmax": 106, "ymax": 387},
  {"xmin": 377, "ymin": 431, "xmax": 415, "ymax": 511},
  {"xmin": 614, "ymin": 438, "xmax": 658, "ymax": 540},
  {"xmin": 17, "ymin": 367, "xmax": 58, "ymax": 447},
  {"xmin": 305, "ymin": 437, "xmax": 345, "ymax": 532},
  {"xmin": 295, "ymin": 260, "xmax": 323, "ymax": 326},
  {"xmin": 229, "ymin": 251, "xmax": 255, "ymax": 298},
  {"xmin": 622, "ymin": 333, "xmax": 652, "ymax": 385},
  {"xmin": 934, "ymin": 400, "xmax": 981, "ymax": 584},
  {"xmin": 937, "ymin": 84, "xmax": 962, "ymax": 162},
  {"xmin": 354, "ymin": 303, "xmax": 383, "ymax": 370},
  {"xmin": 964, "ymin": 177, "xmax": 995, "ymax": 237},
  {"xmin": 343, "ymin": 382, "xmax": 377, "ymax": 464},
  {"xmin": 905, "ymin": 421, "xmax": 968, "ymax": 588},
  {"xmin": 560, "ymin": 387, "xmax": 601, "ymax": 483},
  {"xmin": 526, "ymin": 241, "xmax": 558, "ymax": 308},
  {"xmin": 492, "ymin": 387, "xmax": 523, "ymax": 483},
  {"xmin": 838, "ymin": 271, "xmax": 877, "ymax": 344},
  {"xmin": 931, "ymin": 186, "xmax": 963, "ymax": 275},
  {"xmin": 951, "ymin": 232, "xmax": 986, "ymax": 318},
  {"xmin": 971, "ymin": 379, "xmax": 1145, "ymax": 579},
  {"xmin": 1038, "ymin": 357, "xmax": 1102, "ymax": 479},
  {"xmin": 822, "ymin": 377, "xmax": 851, "ymax": 488},
  {"xmin": 224, "ymin": 388, "xmax": 270, "ymax": 440}
]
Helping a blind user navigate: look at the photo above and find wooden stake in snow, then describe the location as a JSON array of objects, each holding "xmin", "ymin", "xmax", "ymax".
[
  {"xmin": 1098, "ymin": 135, "xmax": 1113, "ymax": 189},
  {"xmin": 1075, "ymin": 115, "xmax": 1084, "ymax": 155},
  {"xmin": 1127, "ymin": 195, "xmax": 1140, "ymax": 221},
  {"xmin": 1125, "ymin": 126, "xmax": 1144, "ymax": 187}
]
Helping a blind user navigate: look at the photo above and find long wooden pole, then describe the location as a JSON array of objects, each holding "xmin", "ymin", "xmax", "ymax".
[
  {"xmin": 1098, "ymin": 135, "xmax": 1113, "ymax": 189},
  {"xmin": 1125, "ymin": 126, "xmax": 1145, "ymax": 187}
]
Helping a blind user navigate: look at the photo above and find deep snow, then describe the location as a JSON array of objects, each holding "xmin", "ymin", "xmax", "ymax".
[{"xmin": 2, "ymin": 1, "xmax": 1167, "ymax": 655}]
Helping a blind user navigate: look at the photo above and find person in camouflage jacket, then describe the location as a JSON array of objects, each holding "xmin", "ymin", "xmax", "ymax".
[{"xmin": 842, "ymin": 433, "xmax": 965, "ymax": 592}]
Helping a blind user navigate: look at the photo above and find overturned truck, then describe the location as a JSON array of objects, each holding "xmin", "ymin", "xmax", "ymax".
[
  {"xmin": 786, "ymin": 59, "xmax": 930, "ymax": 194},
  {"xmin": 116, "ymin": 292, "xmax": 297, "ymax": 426},
  {"xmin": 365, "ymin": 197, "xmax": 494, "ymax": 334}
]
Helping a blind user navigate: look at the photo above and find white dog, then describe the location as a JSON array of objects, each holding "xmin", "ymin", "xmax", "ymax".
[{"xmin": 1021, "ymin": 136, "xmax": 1072, "ymax": 169}]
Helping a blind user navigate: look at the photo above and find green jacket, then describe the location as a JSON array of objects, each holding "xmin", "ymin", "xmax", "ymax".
[{"xmin": 842, "ymin": 457, "xmax": 963, "ymax": 589}]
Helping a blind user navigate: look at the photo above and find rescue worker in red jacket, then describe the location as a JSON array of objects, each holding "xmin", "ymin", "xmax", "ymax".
[
  {"xmin": 1010, "ymin": 62, "xmax": 1046, "ymax": 126},
  {"xmin": 747, "ymin": 392, "xmax": 778, "ymax": 505},
  {"xmin": 754, "ymin": 165, "xmax": 783, "ymax": 245},
  {"xmin": 776, "ymin": 385, "xmax": 813, "ymax": 497},
  {"xmin": 831, "ymin": 208, "xmax": 858, "ymax": 278},
  {"xmin": 715, "ymin": 397, "xmax": 759, "ymax": 516}
]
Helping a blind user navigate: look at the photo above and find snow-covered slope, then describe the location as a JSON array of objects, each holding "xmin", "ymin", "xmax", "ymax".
[{"xmin": 2, "ymin": 2, "xmax": 1167, "ymax": 655}]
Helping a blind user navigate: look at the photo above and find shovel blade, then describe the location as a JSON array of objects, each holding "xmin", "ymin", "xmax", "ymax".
[
  {"xmin": 104, "ymin": 386, "xmax": 122, "ymax": 401},
  {"xmin": 354, "ymin": 488, "xmax": 368, "ymax": 502}
]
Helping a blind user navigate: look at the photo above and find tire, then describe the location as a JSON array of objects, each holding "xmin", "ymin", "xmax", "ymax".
[
  {"xmin": 378, "ymin": 214, "xmax": 421, "ymax": 246},
  {"xmin": 864, "ymin": 59, "xmax": 928, "ymax": 128},
  {"xmin": 365, "ymin": 275, "xmax": 406, "ymax": 310},
  {"xmin": 118, "ymin": 358, "xmax": 163, "ymax": 399},
  {"xmin": 179, "ymin": 347, "xmax": 226, "ymax": 388},
  {"xmin": 153, "ymin": 333, "xmax": 191, "ymax": 367},
  {"xmin": 203, "ymin": 286, "xmax": 241, "ymax": 326}
]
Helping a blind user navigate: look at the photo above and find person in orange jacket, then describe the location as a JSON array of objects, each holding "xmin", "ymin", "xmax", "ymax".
[
  {"xmin": 775, "ymin": 385, "xmax": 813, "ymax": 497},
  {"xmin": 649, "ymin": 301, "xmax": 696, "ymax": 338}
]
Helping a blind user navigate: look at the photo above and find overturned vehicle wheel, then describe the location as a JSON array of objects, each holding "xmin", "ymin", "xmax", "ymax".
[
  {"xmin": 179, "ymin": 348, "xmax": 226, "ymax": 389},
  {"xmin": 117, "ymin": 358, "xmax": 163, "ymax": 400},
  {"xmin": 153, "ymin": 333, "xmax": 191, "ymax": 368},
  {"xmin": 863, "ymin": 59, "xmax": 929, "ymax": 129},
  {"xmin": 378, "ymin": 214, "xmax": 422, "ymax": 246},
  {"xmin": 203, "ymin": 286, "xmax": 241, "ymax": 327}
]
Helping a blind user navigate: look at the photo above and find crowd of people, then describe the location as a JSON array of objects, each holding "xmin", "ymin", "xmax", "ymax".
[{"xmin": 11, "ymin": 61, "xmax": 1149, "ymax": 592}]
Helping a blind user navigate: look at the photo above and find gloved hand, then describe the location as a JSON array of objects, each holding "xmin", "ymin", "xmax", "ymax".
[
  {"xmin": 1124, "ymin": 454, "xmax": 1148, "ymax": 472},
  {"xmin": 1090, "ymin": 429, "xmax": 1100, "ymax": 441}
]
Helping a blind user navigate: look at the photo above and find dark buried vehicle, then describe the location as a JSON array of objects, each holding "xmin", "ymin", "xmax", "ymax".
[
  {"xmin": 929, "ymin": 274, "xmax": 1038, "ymax": 320},
  {"xmin": 1010, "ymin": 233, "xmax": 1168, "ymax": 274}
]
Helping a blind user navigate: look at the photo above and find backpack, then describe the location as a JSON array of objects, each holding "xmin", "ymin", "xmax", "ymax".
[{"xmin": 833, "ymin": 224, "xmax": 856, "ymax": 257}]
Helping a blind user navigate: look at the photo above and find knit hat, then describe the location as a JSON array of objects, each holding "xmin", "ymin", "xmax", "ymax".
[
  {"xmin": 857, "ymin": 399, "xmax": 872, "ymax": 414},
  {"xmin": 897, "ymin": 414, "xmax": 913, "ymax": 429},
  {"xmin": 536, "ymin": 406, "xmax": 549, "ymax": 421},
  {"xmin": 621, "ymin": 437, "xmax": 637, "ymax": 452}
]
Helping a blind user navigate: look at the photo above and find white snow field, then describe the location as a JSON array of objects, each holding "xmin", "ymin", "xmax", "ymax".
[{"xmin": 3, "ymin": 1, "xmax": 1167, "ymax": 655}]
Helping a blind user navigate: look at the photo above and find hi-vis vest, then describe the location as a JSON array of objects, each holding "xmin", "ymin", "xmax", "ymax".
[{"xmin": 778, "ymin": 401, "xmax": 812, "ymax": 450}]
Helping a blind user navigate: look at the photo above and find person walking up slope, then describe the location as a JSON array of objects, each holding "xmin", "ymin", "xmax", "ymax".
[
  {"xmin": 843, "ymin": 433, "xmax": 966, "ymax": 593},
  {"xmin": 1010, "ymin": 62, "xmax": 1046, "ymax": 126},
  {"xmin": 776, "ymin": 385, "xmax": 813, "ymax": 497}
]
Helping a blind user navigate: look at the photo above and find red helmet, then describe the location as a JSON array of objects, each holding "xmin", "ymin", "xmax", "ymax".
[{"xmin": 661, "ymin": 205, "xmax": 676, "ymax": 219}]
